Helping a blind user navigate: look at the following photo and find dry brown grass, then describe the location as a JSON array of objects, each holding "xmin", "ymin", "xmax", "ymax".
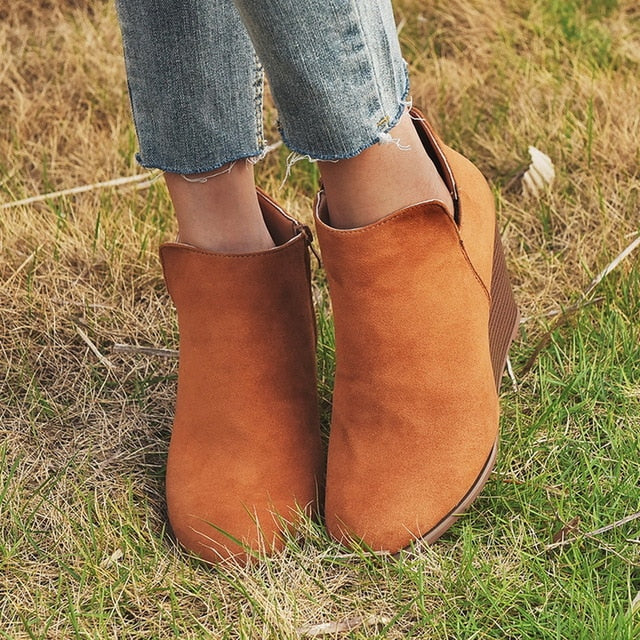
[
  {"xmin": 396, "ymin": 0, "xmax": 640, "ymax": 316},
  {"xmin": 1, "ymin": 1, "xmax": 639, "ymax": 638}
]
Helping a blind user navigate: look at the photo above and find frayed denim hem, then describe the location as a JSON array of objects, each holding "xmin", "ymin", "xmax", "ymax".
[
  {"xmin": 132, "ymin": 61, "xmax": 411, "ymax": 175},
  {"xmin": 133, "ymin": 149, "xmax": 267, "ymax": 175}
]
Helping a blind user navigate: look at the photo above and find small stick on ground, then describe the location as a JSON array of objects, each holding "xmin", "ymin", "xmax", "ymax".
[
  {"xmin": 521, "ymin": 229, "xmax": 639, "ymax": 375},
  {"xmin": 546, "ymin": 511, "xmax": 640, "ymax": 550},
  {"xmin": 113, "ymin": 343, "xmax": 179, "ymax": 358},
  {"xmin": 583, "ymin": 232, "xmax": 640, "ymax": 297},
  {"xmin": 0, "ymin": 172, "xmax": 161, "ymax": 210},
  {"xmin": 76, "ymin": 326, "xmax": 114, "ymax": 369}
]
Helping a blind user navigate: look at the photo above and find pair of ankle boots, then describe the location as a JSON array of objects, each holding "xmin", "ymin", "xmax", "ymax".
[{"xmin": 160, "ymin": 109, "xmax": 519, "ymax": 563}]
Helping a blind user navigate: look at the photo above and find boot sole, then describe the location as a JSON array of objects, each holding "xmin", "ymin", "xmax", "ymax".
[{"xmin": 415, "ymin": 226, "xmax": 519, "ymax": 547}]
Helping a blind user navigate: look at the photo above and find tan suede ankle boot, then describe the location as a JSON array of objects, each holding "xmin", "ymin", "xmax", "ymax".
[
  {"xmin": 316, "ymin": 108, "xmax": 519, "ymax": 553},
  {"xmin": 160, "ymin": 189, "xmax": 323, "ymax": 564}
]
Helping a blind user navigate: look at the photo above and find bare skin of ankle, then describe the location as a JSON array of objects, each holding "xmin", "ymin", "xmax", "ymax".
[
  {"xmin": 319, "ymin": 110, "xmax": 455, "ymax": 229},
  {"xmin": 164, "ymin": 160, "xmax": 275, "ymax": 253}
]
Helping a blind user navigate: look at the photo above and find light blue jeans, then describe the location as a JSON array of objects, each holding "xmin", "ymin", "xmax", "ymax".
[{"xmin": 115, "ymin": 0, "xmax": 409, "ymax": 173}]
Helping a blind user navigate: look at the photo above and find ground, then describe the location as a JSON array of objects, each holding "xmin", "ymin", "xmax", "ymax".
[{"xmin": 1, "ymin": 1, "xmax": 639, "ymax": 638}]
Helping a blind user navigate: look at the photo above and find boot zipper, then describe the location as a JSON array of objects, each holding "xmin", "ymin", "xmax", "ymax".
[{"xmin": 295, "ymin": 223, "xmax": 322, "ymax": 268}]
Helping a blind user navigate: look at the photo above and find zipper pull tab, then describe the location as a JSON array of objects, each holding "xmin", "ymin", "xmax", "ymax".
[{"xmin": 295, "ymin": 223, "xmax": 322, "ymax": 268}]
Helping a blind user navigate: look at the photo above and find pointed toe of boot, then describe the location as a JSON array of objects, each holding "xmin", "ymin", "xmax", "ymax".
[{"xmin": 318, "ymin": 108, "xmax": 518, "ymax": 553}]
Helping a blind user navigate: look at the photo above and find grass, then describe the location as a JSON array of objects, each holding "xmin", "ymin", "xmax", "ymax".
[{"xmin": 1, "ymin": 0, "xmax": 639, "ymax": 638}]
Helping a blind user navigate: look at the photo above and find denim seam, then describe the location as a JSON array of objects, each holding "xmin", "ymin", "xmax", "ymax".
[
  {"xmin": 253, "ymin": 52, "xmax": 266, "ymax": 152},
  {"xmin": 277, "ymin": 62, "xmax": 410, "ymax": 163},
  {"xmin": 385, "ymin": 60, "xmax": 412, "ymax": 135},
  {"xmin": 352, "ymin": 0, "xmax": 390, "ymax": 131}
]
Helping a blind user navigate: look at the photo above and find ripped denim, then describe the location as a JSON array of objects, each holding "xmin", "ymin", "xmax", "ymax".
[{"xmin": 115, "ymin": 0, "xmax": 409, "ymax": 173}]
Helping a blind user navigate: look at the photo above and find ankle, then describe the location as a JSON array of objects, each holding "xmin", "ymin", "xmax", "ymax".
[
  {"xmin": 164, "ymin": 162, "xmax": 275, "ymax": 253},
  {"xmin": 319, "ymin": 110, "xmax": 454, "ymax": 229}
]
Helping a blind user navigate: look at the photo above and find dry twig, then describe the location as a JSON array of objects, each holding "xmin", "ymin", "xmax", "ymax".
[
  {"xmin": 113, "ymin": 343, "xmax": 178, "ymax": 358},
  {"xmin": 297, "ymin": 615, "xmax": 391, "ymax": 637},
  {"xmin": 521, "ymin": 230, "xmax": 639, "ymax": 375},
  {"xmin": 546, "ymin": 511, "xmax": 640, "ymax": 550},
  {"xmin": 75, "ymin": 326, "xmax": 114, "ymax": 369},
  {"xmin": 583, "ymin": 232, "xmax": 640, "ymax": 297},
  {"xmin": 0, "ymin": 172, "xmax": 160, "ymax": 209}
]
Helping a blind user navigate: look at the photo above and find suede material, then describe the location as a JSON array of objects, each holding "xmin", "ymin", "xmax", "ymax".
[
  {"xmin": 412, "ymin": 109, "xmax": 495, "ymax": 292},
  {"xmin": 440, "ymin": 144, "xmax": 495, "ymax": 292},
  {"xmin": 318, "ymin": 116, "xmax": 501, "ymax": 552},
  {"xmin": 160, "ymin": 192, "xmax": 323, "ymax": 564}
]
